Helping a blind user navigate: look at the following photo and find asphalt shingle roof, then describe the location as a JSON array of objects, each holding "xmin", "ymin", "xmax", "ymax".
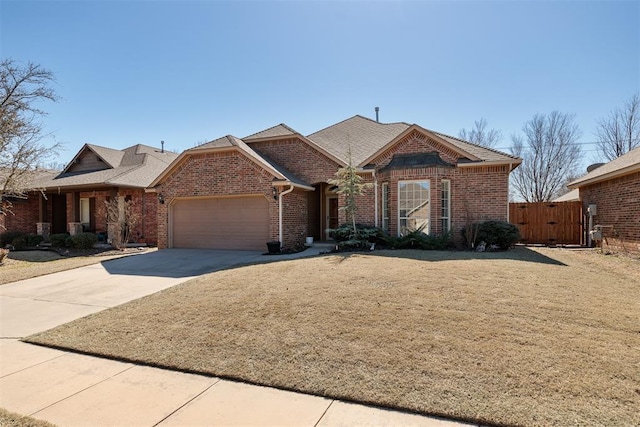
[
  {"xmin": 38, "ymin": 144, "xmax": 178, "ymax": 189},
  {"xmin": 306, "ymin": 115, "xmax": 518, "ymax": 166},
  {"xmin": 430, "ymin": 131, "xmax": 521, "ymax": 164},
  {"xmin": 244, "ymin": 124, "xmax": 298, "ymax": 141},
  {"xmin": 569, "ymin": 146, "xmax": 640, "ymax": 187},
  {"xmin": 307, "ymin": 115, "xmax": 410, "ymax": 165}
]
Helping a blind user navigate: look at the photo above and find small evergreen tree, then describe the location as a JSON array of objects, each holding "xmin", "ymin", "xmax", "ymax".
[{"xmin": 328, "ymin": 148, "xmax": 373, "ymax": 239}]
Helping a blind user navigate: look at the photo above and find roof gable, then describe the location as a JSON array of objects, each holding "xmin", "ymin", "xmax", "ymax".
[
  {"xmin": 307, "ymin": 115, "xmax": 519, "ymax": 168},
  {"xmin": 307, "ymin": 115, "xmax": 410, "ymax": 165},
  {"xmin": 61, "ymin": 144, "xmax": 123, "ymax": 174},
  {"xmin": 42, "ymin": 144, "xmax": 178, "ymax": 189},
  {"xmin": 244, "ymin": 124, "xmax": 298, "ymax": 141},
  {"xmin": 149, "ymin": 135, "xmax": 314, "ymax": 190},
  {"xmin": 569, "ymin": 146, "xmax": 640, "ymax": 188}
]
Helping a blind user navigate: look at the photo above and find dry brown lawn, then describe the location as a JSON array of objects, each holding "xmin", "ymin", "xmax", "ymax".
[
  {"xmin": 0, "ymin": 408, "xmax": 56, "ymax": 427},
  {"xmin": 26, "ymin": 247, "xmax": 640, "ymax": 426},
  {"xmin": 0, "ymin": 249, "xmax": 149, "ymax": 285}
]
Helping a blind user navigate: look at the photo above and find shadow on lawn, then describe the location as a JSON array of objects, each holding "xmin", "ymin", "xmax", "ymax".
[
  {"xmin": 100, "ymin": 248, "xmax": 264, "ymax": 278},
  {"xmin": 349, "ymin": 245, "xmax": 568, "ymax": 266}
]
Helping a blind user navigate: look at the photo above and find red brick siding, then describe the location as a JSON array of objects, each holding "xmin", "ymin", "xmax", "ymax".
[
  {"xmin": 369, "ymin": 130, "xmax": 461, "ymax": 168},
  {"xmin": 580, "ymin": 171, "xmax": 640, "ymax": 254},
  {"xmin": 3, "ymin": 188, "xmax": 158, "ymax": 245},
  {"xmin": 1, "ymin": 196, "xmax": 39, "ymax": 235},
  {"xmin": 157, "ymin": 150, "xmax": 292, "ymax": 248},
  {"xmin": 249, "ymin": 138, "xmax": 341, "ymax": 184},
  {"xmin": 281, "ymin": 189, "xmax": 309, "ymax": 249},
  {"xmin": 375, "ymin": 165, "xmax": 509, "ymax": 244},
  {"xmin": 366, "ymin": 131, "xmax": 510, "ymax": 244}
]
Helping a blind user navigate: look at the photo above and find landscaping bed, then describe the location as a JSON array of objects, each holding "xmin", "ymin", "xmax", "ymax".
[{"xmin": 25, "ymin": 247, "xmax": 640, "ymax": 426}]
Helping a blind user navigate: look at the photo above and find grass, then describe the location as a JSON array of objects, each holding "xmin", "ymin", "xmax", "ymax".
[
  {"xmin": 0, "ymin": 408, "xmax": 56, "ymax": 427},
  {"xmin": 0, "ymin": 249, "xmax": 148, "ymax": 285},
  {"xmin": 25, "ymin": 247, "xmax": 640, "ymax": 426}
]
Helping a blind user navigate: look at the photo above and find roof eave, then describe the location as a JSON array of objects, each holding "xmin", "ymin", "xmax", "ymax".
[
  {"xmin": 457, "ymin": 158, "xmax": 523, "ymax": 170},
  {"xmin": 272, "ymin": 180, "xmax": 315, "ymax": 191},
  {"xmin": 357, "ymin": 124, "xmax": 482, "ymax": 167},
  {"xmin": 568, "ymin": 163, "xmax": 640, "ymax": 189}
]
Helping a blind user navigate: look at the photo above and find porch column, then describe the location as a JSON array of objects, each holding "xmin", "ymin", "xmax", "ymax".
[
  {"xmin": 68, "ymin": 222, "xmax": 83, "ymax": 236},
  {"xmin": 36, "ymin": 222, "xmax": 51, "ymax": 240}
]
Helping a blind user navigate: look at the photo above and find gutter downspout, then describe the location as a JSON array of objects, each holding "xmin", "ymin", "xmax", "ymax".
[
  {"xmin": 278, "ymin": 184, "xmax": 294, "ymax": 248},
  {"xmin": 373, "ymin": 170, "xmax": 378, "ymax": 227}
]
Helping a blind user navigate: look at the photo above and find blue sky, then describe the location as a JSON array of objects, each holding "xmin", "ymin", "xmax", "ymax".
[{"xmin": 1, "ymin": 0, "xmax": 639, "ymax": 169}]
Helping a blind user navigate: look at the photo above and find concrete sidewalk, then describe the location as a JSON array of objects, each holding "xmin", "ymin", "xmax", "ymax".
[{"xmin": 0, "ymin": 247, "xmax": 472, "ymax": 426}]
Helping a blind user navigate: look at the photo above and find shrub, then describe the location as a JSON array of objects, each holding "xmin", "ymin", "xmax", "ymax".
[
  {"xmin": 49, "ymin": 233, "xmax": 71, "ymax": 248},
  {"xmin": 71, "ymin": 232, "xmax": 97, "ymax": 249},
  {"xmin": 27, "ymin": 234, "xmax": 44, "ymax": 246},
  {"xmin": 0, "ymin": 248, "xmax": 8, "ymax": 264},
  {"xmin": 327, "ymin": 224, "xmax": 453, "ymax": 252},
  {"xmin": 327, "ymin": 224, "xmax": 386, "ymax": 251},
  {"xmin": 462, "ymin": 220, "xmax": 520, "ymax": 251},
  {"xmin": 11, "ymin": 236, "xmax": 28, "ymax": 250},
  {"xmin": 0, "ymin": 231, "xmax": 27, "ymax": 247},
  {"xmin": 384, "ymin": 229, "xmax": 453, "ymax": 250}
]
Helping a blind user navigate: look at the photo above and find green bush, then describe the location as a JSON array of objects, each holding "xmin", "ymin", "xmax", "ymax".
[
  {"xmin": 327, "ymin": 224, "xmax": 452, "ymax": 251},
  {"xmin": 71, "ymin": 232, "xmax": 97, "ymax": 249},
  {"xmin": 383, "ymin": 229, "xmax": 453, "ymax": 250},
  {"xmin": 11, "ymin": 235, "xmax": 28, "ymax": 250},
  {"xmin": 27, "ymin": 234, "xmax": 44, "ymax": 246},
  {"xmin": 327, "ymin": 224, "xmax": 386, "ymax": 251},
  {"xmin": 462, "ymin": 220, "xmax": 520, "ymax": 250},
  {"xmin": 0, "ymin": 231, "xmax": 27, "ymax": 247},
  {"xmin": 49, "ymin": 233, "xmax": 71, "ymax": 248}
]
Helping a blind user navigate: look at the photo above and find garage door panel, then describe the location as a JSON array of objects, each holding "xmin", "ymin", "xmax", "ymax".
[{"xmin": 172, "ymin": 197, "xmax": 269, "ymax": 250}]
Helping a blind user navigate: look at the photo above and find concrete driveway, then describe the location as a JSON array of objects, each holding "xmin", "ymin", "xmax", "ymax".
[{"xmin": 0, "ymin": 249, "xmax": 263, "ymax": 338}]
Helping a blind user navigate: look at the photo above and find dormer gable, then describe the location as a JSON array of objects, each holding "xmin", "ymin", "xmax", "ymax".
[{"xmin": 60, "ymin": 143, "xmax": 128, "ymax": 175}]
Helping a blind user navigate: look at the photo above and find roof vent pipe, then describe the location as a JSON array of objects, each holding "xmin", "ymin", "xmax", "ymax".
[
  {"xmin": 375, "ymin": 107, "xmax": 380, "ymax": 122},
  {"xmin": 161, "ymin": 140, "xmax": 164, "ymax": 153}
]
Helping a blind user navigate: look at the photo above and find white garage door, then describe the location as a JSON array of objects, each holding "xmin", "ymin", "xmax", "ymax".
[{"xmin": 171, "ymin": 196, "xmax": 270, "ymax": 250}]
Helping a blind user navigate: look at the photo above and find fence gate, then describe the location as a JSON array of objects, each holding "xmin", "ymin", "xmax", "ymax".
[{"xmin": 509, "ymin": 201, "xmax": 583, "ymax": 245}]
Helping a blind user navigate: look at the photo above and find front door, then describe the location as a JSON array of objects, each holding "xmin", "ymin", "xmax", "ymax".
[{"xmin": 51, "ymin": 194, "xmax": 67, "ymax": 234}]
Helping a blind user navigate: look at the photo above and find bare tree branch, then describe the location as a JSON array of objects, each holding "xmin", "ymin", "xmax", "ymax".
[
  {"xmin": 510, "ymin": 111, "xmax": 583, "ymax": 202},
  {"xmin": 0, "ymin": 59, "xmax": 60, "ymax": 219},
  {"xmin": 595, "ymin": 93, "xmax": 640, "ymax": 161},
  {"xmin": 458, "ymin": 118, "xmax": 503, "ymax": 148}
]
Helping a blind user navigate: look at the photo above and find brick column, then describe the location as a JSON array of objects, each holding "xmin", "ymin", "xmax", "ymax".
[
  {"xmin": 68, "ymin": 222, "xmax": 83, "ymax": 236},
  {"xmin": 36, "ymin": 223, "xmax": 51, "ymax": 240}
]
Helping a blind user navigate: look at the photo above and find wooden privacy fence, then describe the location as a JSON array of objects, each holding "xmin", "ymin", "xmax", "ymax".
[{"xmin": 509, "ymin": 201, "xmax": 583, "ymax": 245}]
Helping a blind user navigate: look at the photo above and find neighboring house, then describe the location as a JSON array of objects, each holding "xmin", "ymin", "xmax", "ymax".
[
  {"xmin": 150, "ymin": 115, "xmax": 522, "ymax": 250},
  {"xmin": 3, "ymin": 143, "xmax": 178, "ymax": 245},
  {"xmin": 568, "ymin": 146, "xmax": 640, "ymax": 253},
  {"xmin": 553, "ymin": 188, "xmax": 580, "ymax": 202}
]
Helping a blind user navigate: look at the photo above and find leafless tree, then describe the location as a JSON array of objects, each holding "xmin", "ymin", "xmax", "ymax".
[
  {"xmin": 458, "ymin": 118, "xmax": 502, "ymax": 148},
  {"xmin": 0, "ymin": 59, "xmax": 60, "ymax": 219},
  {"xmin": 105, "ymin": 197, "xmax": 140, "ymax": 250},
  {"xmin": 595, "ymin": 93, "xmax": 640, "ymax": 161},
  {"xmin": 510, "ymin": 111, "xmax": 582, "ymax": 202}
]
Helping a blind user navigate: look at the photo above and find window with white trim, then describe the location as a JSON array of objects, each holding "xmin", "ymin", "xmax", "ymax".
[
  {"xmin": 441, "ymin": 179, "xmax": 451, "ymax": 233},
  {"xmin": 381, "ymin": 182, "xmax": 389, "ymax": 232},
  {"xmin": 398, "ymin": 180, "xmax": 430, "ymax": 235}
]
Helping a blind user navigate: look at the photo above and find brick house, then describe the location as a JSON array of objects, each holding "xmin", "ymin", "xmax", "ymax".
[
  {"xmin": 568, "ymin": 146, "xmax": 640, "ymax": 253},
  {"xmin": 2, "ymin": 143, "xmax": 178, "ymax": 245},
  {"xmin": 150, "ymin": 115, "xmax": 522, "ymax": 250}
]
